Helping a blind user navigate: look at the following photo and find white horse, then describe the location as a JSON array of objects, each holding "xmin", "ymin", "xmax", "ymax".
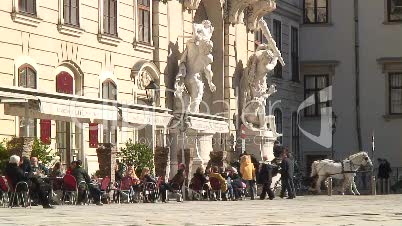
[{"xmin": 310, "ymin": 152, "xmax": 373, "ymax": 195}]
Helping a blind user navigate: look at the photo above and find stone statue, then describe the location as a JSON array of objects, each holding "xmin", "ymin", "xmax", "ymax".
[
  {"xmin": 240, "ymin": 19, "xmax": 285, "ymax": 131},
  {"xmin": 174, "ymin": 20, "xmax": 216, "ymax": 113}
]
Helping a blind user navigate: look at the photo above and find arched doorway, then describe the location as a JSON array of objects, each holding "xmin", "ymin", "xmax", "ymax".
[{"xmin": 193, "ymin": 0, "xmax": 224, "ymax": 115}]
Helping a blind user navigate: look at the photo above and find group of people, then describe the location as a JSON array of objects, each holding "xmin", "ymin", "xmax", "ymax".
[
  {"xmin": 114, "ymin": 160, "xmax": 186, "ymax": 203},
  {"xmin": 2, "ymin": 155, "xmax": 106, "ymax": 208},
  {"xmin": 1, "ymin": 143, "xmax": 296, "ymax": 208},
  {"xmin": 187, "ymin": 142, "xmax": 296, "ymax": 201}
]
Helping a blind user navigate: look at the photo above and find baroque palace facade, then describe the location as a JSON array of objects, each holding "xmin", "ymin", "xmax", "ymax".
[{"xmin": 0, "ymin": 0, "xmax": 286, "ymax": 176}]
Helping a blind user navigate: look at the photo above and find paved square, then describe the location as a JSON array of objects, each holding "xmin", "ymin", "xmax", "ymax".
[{"xmin": 1, "ymin": 195, "xmax": 402, "ymax": 225}]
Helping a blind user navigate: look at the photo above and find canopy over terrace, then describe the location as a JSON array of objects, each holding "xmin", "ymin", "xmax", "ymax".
[{"xmin": 0, "ymin": 86, "xmax": 172, "ymax": 129}]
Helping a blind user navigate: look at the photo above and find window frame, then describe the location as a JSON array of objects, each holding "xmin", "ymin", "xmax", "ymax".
[
  {"xmin": 103, "ymin": 0, "xmax": 118, "ymax": 36},
  {"xmin": 18, "ymin": 0, "xmax": 37, "ymax": 16},
  {"xmin": 274, "ymin": 108, "xmax": 283, "ymax": 144},
  {"xmin": 389, "ymin": 72, "xmax": 402, "ymax": 115},
  {"xmin": 303, "ymin": 0, "xmax": 329, "ymax": 24},
  {"xmin": 137, "ymin": 0, "xmax": 151, "ymax": 44},
  {"xmin": 304, "ymin": 74, "xmax": 331, "ymax": 117},
  {"xmin": 388, "ymin": 0, "xmax": 402, "ymax": 22},
  {"xmin": 102, "ymin": 79, "xmax": 117, "ymax": 100},
  {"xmin": 18, "ymin": 64, "xmax": 37, "ymax": 89},
  {"xmin": 291, "ymin": 112, "xmax": 300, "ymax": 161},
  {"xmin": 273, "ymin": 19, "xmax": 282, "ymax": 78},
  {"xmin": 291, "ymin": 26, "xmax": 300, "ymax": 82},
  {"xmin": 63, "ymin": 0, "xmax": 80, "ymax": 27}
]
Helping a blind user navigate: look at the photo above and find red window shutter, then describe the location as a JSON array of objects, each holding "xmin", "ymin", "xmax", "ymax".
[
  {"xmin": 56, "ymin": 72, "xmax": 74, "ymax": 94},
  {"xmin": 40, "ymin": 119, "xmax": 51, "ymax": 144},
  {"xmin": 89, "ymin": 123, "xmax": 99, "ymax": 148}
]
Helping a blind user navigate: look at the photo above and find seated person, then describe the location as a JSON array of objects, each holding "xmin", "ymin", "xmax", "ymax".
[
  {"xmin": 125, "ymin": 165, "xmax": 141, "ymax": 192},
  {"xmin": 30, "ymin": 157, "xmax": 48, "ymax": 176},
  {"xmin": 208, "ymin": 166, "xmax": 228, "ymax": 200},
  {"xmin": 4, "ymin": 155, "xmax": 54, "ymax": 208},
  {"xmin": 190, "ymin": 166, "xmax": 208, "ymax": 190},
  {"xmin": 50, "ymin": 162, "xmax": 64, "ymax": 178},
  {"xmin": 226, "ymin": 167, "xmax": 244, "ymax": 200},
  {"xmin": 160, "ymin": 163, "xmax": 186, "ymax": 202},
  {"xmin": 72, "ymin": 160, "xmax": 102, "ymax": 205}
]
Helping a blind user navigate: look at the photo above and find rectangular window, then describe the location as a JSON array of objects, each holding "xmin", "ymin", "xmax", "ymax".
[
  {"xmin": 291, "ymin": 112, "xmax": 300, "ymax": 161},
  {"xmin": 389, "ymin": 73, "xmax": 402, "ymax": 114},
  {"xmin": 388, "ymin": 0, "xmax": 402, "ymax": 22},
  {"xmin": 19, "ymin": 0, "xmax": 36, "ymax": 15},
  {"xmin": 19, "ymin": 117, "xmax": 36, "ymax": 137},
  {"xmin": 303, "ymin": 0, "xmax": 328, "ymax": 24},
  {"xmin": 291, "ymin": 27, "xmax": 299, "ymax": 82},
  {"xmin": 103, "ymin": 0, "xmax": 117, "ymax": 36},
  {"xmin": 304, "ymin": 74, "xmax": 330, "ymax": 117},
  {"xmin": 103, "ymin": 122, "xmax": 117, "ymax": 144},
  {"xmin": 138, "ymin": 0, "xmax": 151, "ymax": 43},
  {"xmin": 273, "ymin": 19, "xmax": 282, "ymax": 78},
  {"xmin": 64, "ymin": 0, "xmax": 79, "ymax": 26}
]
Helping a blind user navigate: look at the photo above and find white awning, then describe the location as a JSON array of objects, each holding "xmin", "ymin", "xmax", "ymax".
[
  {"xmin": 120, "ymin": 107, "xmax": 172, "ymax": 127},
  {"xmin": 4, "ymin": 96, "xmax": 119, "ymax": 123},
  {"xmin": 0, "ymin": 87, "xmax": 173, "ymax": 126}
]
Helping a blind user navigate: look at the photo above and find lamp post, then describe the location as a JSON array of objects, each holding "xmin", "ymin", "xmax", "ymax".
[
  {"xmin": 145, "ymin": 81, "xmax": 159, "ymax": 176},
  {"xmin": 331, "ymin": 111, "xmax": 337, "ymax": 159},
  {"xmin": 178, "ymin": 112, "xmax": 190, "ymax": 201}
]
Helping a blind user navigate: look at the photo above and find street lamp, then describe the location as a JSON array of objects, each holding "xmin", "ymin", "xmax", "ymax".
[
  {"xmin": 145, "ymin": 81, "xmax": 159, "ymax": 176},
  {"xmin": 331, "ymin": 111, "xmax": 337, "ymax": 159},
  {"xmin": 178, "ymin": 112, "xmax": 190, "ymax": 201}
]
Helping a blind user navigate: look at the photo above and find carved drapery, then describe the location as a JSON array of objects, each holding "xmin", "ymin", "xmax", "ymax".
[
  {"xmin": 245, "ymin": 0, "xmax": 276, "ymax": 31},
  {"xmin": 184, "ymin": 0, "xmax": 225, "ymax": 10}
]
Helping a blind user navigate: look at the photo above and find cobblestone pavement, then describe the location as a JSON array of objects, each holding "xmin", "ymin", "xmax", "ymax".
[{"xmin": 0, "ymin": 195, "xmax": 402, "ymax": 226}]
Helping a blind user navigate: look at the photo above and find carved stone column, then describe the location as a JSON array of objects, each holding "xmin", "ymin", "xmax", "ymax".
[{"xmin": 96, "ymin": 143, "xmax": 117, "ymax": 182}]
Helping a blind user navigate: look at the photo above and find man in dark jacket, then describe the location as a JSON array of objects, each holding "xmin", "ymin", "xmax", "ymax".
[
  {"xmin": 259, "ymin": 156, "xmax": 275, "ymax": 200},
  {"xmin": 72, "ymin": 160, "xmax": 102, "ymax": 205},
  {"xmin": 4, "ymin": 155, "xmax": 54, "ymax": 208},
  {"xmin": 280, "ymin": 149, "xmax": 295, "ymax": 199}
]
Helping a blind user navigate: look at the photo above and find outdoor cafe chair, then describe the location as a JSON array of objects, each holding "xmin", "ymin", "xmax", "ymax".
[
  {"xmin": 61, "ymin": 174, "xmax": 78, "ymax": 205},
  {"xmin": 99, "ymin": 176, "xmax": 111, "ymax": 204},
  {"xmin": 118, "ymin": 176, "xmax": 134, "ymax": 203},
  {"xmin": 0, "ymin": 176, "xmax": 10, "ymax": 207},
  {"xmin": 209, "ymin": 177, "xmax": 222, "ymax": 201},
  {"xmin": 6, "ymin": 176, "xmax": 30, "ymax": 208}
]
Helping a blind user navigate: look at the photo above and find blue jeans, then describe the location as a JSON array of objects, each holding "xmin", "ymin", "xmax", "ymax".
[{"xmin": 244, "ymin": 180, "xmax": 255, "ymax": 199}]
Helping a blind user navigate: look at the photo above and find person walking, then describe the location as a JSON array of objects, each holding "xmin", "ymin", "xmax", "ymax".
[
  {"xmin": 240, "ymin": 154, "xmax": 256, "ymax": 200},
  {"xmin": 259, "ymin": 156, "xmax": 275, "ymax": 200},
  {"xmin": 377, "ymin": 158, "xmax": 392, "ymax": 194},
  {"xmin": 280, "ymin": 149, "xmax": 295, "ymax": 199}
]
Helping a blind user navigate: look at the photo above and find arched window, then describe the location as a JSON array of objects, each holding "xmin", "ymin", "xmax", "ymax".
[
  {"xmin": 274, "ymin": 108, "xmax": 283, "ymax": 143},
  {"xmin": 56, "ymin": 72, "xmax": 74, "ymax": 94},
  {"xmin": 18, "ymin": 64, "xmax": 36, "ymax": 89},
  {"xmin": 102, "ymin": 79, "xmax": 117, "ymax": 100}
]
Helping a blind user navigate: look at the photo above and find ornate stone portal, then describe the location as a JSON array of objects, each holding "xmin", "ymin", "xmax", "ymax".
[{"xmin": 239, "ymin": 19, "xmax": 285, "ymax": 160}]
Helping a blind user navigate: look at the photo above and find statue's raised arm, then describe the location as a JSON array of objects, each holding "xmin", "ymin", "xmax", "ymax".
[{"xmin": 258, "ymin": 19, "xmax": 285, "ymax": 66}]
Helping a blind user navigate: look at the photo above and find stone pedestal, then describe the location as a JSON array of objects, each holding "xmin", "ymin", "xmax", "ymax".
[
  {"xmin": 96, "ymin": 143, "xmax": 117, "ymax": 182},
  {"xmin": 243, "ymin": 127, "xmax": 278, "ymax": 161},
  {"xmin": 154, "ymin": 147, "xmax": 170, "ymax": 178},
  {"xmin": 168, "ymin": 113, "xmax": 229, "ymax": 179}
]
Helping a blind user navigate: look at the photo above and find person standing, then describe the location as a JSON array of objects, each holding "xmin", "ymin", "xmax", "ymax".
[
  {"xmin": 280, "ymin": 149, "xmax": 295, "ymax": 199},
  {"xmin": 259, "ymin": 156, "xmax": 275, "ymax": 200},
  {"xmin": 240, "ymin": 154, "xmax": 256, "ymax": 200},
  {"xmin": 377, "ymin": 158, "xmax": 392, "ymax": 194}
]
